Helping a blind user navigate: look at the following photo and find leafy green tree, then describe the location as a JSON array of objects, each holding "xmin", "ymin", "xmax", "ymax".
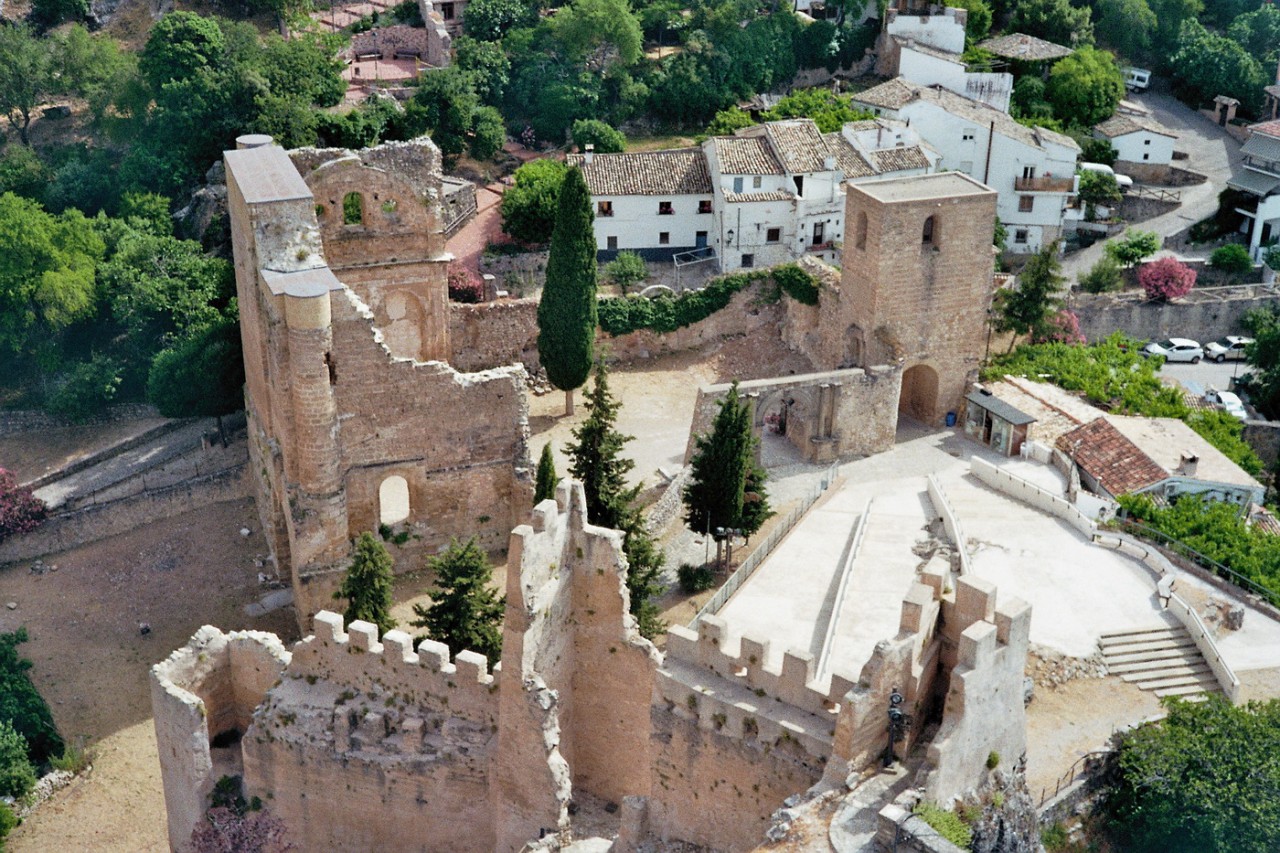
[
  {"xmin": 683, "ymin": 382, "xmax": 772, "ymax": 541},
  {"xmin": 1097, "ymin": 0, "xmax": 1155, "ymax": 61},
  {"xmin": 571, "ymin": 119, "xmax": 626, "ymax": 153},
  {"xmin": 1148, "ymin": 0, "xmax": 1202, "ymax": 61},
  {"xmin": 0, "ymin": 194, "xmax": 102, "ymax": 362},
  {"xmin": 471, "ymin": 106, "xmax": 507, "ymax": 160},
  {"xmin": 1008, "ymin": 0, "xmax": 1093, "ymax": 47},
  {"xmin": 30, "ymin": 0, "xmax": 89, "ymax": 29},
  {"xmin": 0, "ymin": 145, "xmax": 48, "ymax": 199},
  {"xmin": 1228, "ymin": 5, "xmax": 1280, "ymax": 71},
  {"xmin": 0, "ymin": 628, "xmax": 64, "ymax": 765},
  {"xmin": 55, "ymin": 25, "xmax": 138, "ymax": 127},
  {"xmin": 704, "ymin": 106, "xmax": 755, "ymax": 136},
  {"xmin": 406, "ymin": 67, "xmax": 481, "ymax": 159},
  {"xmin": 537, "ymin": 167, "xmax": 597, "ymax": 415},
  {"xmin": 1078, "ymin": 255, "xmax": 1123, "ymax": 293},
  {"xmin": 1078, "ymin": 169, "xmax": 1122, "ymax": 218},
  {"xmin": 1105, "ymin": 229, "xmax": 1161, "ymax": 268},
  {"xmin": 994, "ymin": 240, "xmax": 1066, "ymax": 347},
  {"xmin": 947, "ymin": 0, "xmax": 992, "ymax": 41},
  {"xmin": 139, "ymin": 12, "xmax": 228, "ymax": 90},
  {"xmin": 1240, "ymin": 304, "xmax": 1280, "ymax": 419},
  {"xmin": 119, "ymin": 192, "xmax": 173, "ymax": 236},
  {"xmin": 0, "ymin": 25, "xmax": 54, "ymax": 145},
  {"xmin": 335, "ymin": 532, "xmax": 397, "ymax": 633},
  {"xmin": 411, "ymin": 538, "xmax": 504, "ymax": 664},
  {"xmin": 1046, "ymin": 47, "xmax": 1125, "ymax": 127},
  {"xmin": 552, "ymin": 0, "xmax": 644, "ymax": 71},
  {"xmin": 45, "ymin": 354, "xmax": 124, "ymax": 423},
  {"xmin": 1209, "ymin": 243, "xmax": 1254, "ymax": 275},
  {"xmin": 147, "ymin": 316, "xmax": 246, "ymax": 435},
  {"xmin": 534, "ymin": 443, "xmax": 560, "ymax": 503},
  {"xmin": 258, "ymin": 33, "xmax": 346, "ymax": 108},
  {"xmin": 501, "ymin": 159, "xmax": 567, "ymax": 244},
  {"xmin": 1169, "ymin": 19, "xmax": 1265, "ymax": 109},
  {"xmin": 1081, "ymin": 137, "xmax": 1118, "ymax": 167},
  {"xmin": 1010, "ymin": 76, "xmax": 1054, "ymax": 122},
  {"xmin": 1107, "ymin": 696, "xmax": 1280, "ymax": 853},
  {"xmin": 0, "ymin": 721, "xmax": 36, "ymax": 799},
  {"xmin": 603, "ymin": 251, "xmax": 648, "ymax": 294},
  {"xmin": 455, "ymin": 36, "xmax": 511, "ymax": 105},
  {"xmin": 1186, "ymin": 410, "xmax": 1262, "ymax": 476},
  {"xmin": 464, "ymin": 0, "xmax": 534, "ymax": 41},
  {"xmin": 760, "ymin": 88, "xmax": 872, "ymax": 133}
]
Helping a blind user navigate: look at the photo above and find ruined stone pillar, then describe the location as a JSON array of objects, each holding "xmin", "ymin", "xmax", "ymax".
[{"xmin": 284, "ymin": 290, "xmax": 342, "ymax": 496}]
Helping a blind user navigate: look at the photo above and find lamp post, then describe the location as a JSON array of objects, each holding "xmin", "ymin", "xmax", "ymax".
[{"xmin": 883, "ymin": 687, "xmax": 906, "ymax": 768}]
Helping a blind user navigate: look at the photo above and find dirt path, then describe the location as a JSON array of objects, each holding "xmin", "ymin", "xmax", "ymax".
[{"xmin": 2, "ymin": 498, "xmax": 297, "ymax": 852}]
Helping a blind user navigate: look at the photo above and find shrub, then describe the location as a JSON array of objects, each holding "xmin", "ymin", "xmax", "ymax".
[
  {"xmin": 1209, "ymin": 243, "xmax": 1253, "ymax": 275},
  {"xmin": 986, "ymin": 750, "xmax": 1000, "ymax": 769},
  {"xmin": 44, "ymin": 355, "xmax": 123, "ymax": 423},
  {"xmin": 1138, "ymin": 257, "xmax": 1196, "ymax": 301},
  {"xmin": 0, "ymin": 470, "xmax": 46, "ymax": 541},
  {"xmin": 1078, "ymin": 255, "xmax": 1123, "ymax": 293},
  {"xmin": 1105, "ymin": 229, "xmax": 1161, "ymax": 268},
  {"xmin": 0, "ymin": 801, "xmax": 17, "ymax": 844},
  {"xmin": 677, "ymin": 562, "xmax": 717, "ymax": 593},
  {"xmin": 603, "ymin": 251, "xmax": 648, "ymax": 294},
  {"xmin": 0, "ymin": 721, "xmax": 36, "ymax": 799},
  {"xmin": 570, "ymin": 119, "xmax": 625, "ymax": 154},
  {"xmin": 772, "ymin": 264, "xmax": 819, "ymax": 305},
  {"xmin": 447, "ymin": 264, "xmax": 485, "ymax": 303},
  {"xmin": 913, "ymin": 802, "xmax": 973, "ymax": 848}
]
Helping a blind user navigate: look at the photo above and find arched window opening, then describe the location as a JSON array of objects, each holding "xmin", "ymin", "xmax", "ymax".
[
  {"xmin": 922, "ymin": 215, "xmax": 936, "ymax": 245},
  {"xmin": 343, "ymin": 192, "xmax": 364, "ymax": 225},
  {"xmin": 379, "ymin": 476, "xmax": 410, "ymax": 526}
]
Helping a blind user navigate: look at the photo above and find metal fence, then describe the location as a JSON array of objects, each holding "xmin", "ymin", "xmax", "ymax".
[
  {"xmin": 690, "ymin": 462, "xmax": 840, "ymax": 626},
  {"xmin": 1118, "ymin": 520, "xmax": 1280, "ymax": 610},
  {"xmin": 61, "ymin": 460, "xmax": 246, "ymax": 513},
  {"xmin": 1038, "ymin": 750, "xmax": 1113, "ymax": 807}
]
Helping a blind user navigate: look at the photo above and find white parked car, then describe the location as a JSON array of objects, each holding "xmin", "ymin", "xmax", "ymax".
[
  {"xmin": 1204, "ymin": 335, "xmax": 1254, "ymax": 363},
  {"xmin": 1142, "ymin": 338, "xmax": 1204, "ymax": 363},
  {"xmin": 1205, "ymin": 388, "xmax": 1249, "ymax": 421}
]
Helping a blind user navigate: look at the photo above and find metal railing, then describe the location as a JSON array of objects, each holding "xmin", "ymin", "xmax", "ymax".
[
  {"xmin": 690, "ymin": 462, "xmax": 840, "ymax": 625},
  {"xmin": 1128, "ymin": 186, "xmax": 1181, "ymax": 203},
  {"xmin": 1117, "ymin": 520, "xmax": 1280, "ymax": 609},
  {"xmin": 1014, "ymin": 175, "xmax": 1075, "ymax": 193},
  {"xmin": 61, "ymin": 460, "xmax": 246, "ymax": 512},
  {"xmin": 1038, "ymin": 750, "xmax": 1113, "ymax": 807}
]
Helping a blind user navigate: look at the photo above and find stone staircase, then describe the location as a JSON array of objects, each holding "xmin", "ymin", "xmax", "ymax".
[{"xmin": 1099, "ymin": 626, "xmax": 1220, "ymax": 699}]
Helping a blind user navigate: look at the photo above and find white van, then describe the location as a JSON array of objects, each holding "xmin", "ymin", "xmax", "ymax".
[
  {"xmin": 1079, "ymin": 162, "xmax": 1134, "ymax": 192},
  {"xmin": 1123, "ymin": 67, "xmax": 1151, "ymax": 91}
]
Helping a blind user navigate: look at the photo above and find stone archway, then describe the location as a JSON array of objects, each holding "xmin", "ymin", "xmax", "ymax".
[
  {"xmin": 899, "ymin": 363, "xmax": 939, "ymax": 423},
  {"xmin": 379, "ymin": 475, "xmax": 411, "ymax": 526}
]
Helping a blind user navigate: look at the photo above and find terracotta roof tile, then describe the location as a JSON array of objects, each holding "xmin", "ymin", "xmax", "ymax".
[
  {"xmin": 764, "ymin": 120, "xmax": 832, "ymax": 174},
  {"xmin": 1094, "ymin": 113, "xmax": 1176, "ymax": 139},
  {"xmin": 868, "ymin": 146, "xmax": 931, "ymax": 172},
  {"xmin": 1055, "ymin": 418, "xmax": 1166, "ymax": 496},
  {"xmin": 977, "ymin": 33, "xmax": 1073, "ymax": 62},
  {"xmin": 822, "ymin": 133, "xmax": 876, "ymax": 179},
  {"xmin": 712, "ymin": 136, "xmax": 784, "ymax": 175},
  {"xmin": 566, "ymin": 149, "xmax": 712, "ymax": 196}
]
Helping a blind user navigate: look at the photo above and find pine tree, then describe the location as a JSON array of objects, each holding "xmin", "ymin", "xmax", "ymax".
[
  {"xmin": 534, "ymin": 443, "xmax": 560, "ymax": 503},
  {"xmin": 683, "ymin": 382, "xmax": 773, "ymax": 541},
  {"xmin": 537, "ymin": 166, "xmax": 597, "ymax": 416},
  {"xmin": 566, "ymin": 362, "xmax": 666, "ymax": 639},
  {"xmin": 994, "ymin": 239, "xmax": 1065, "ymax": 352},
  {"xmin": 334, "ymin": 532, "xmax": 397, "ymax": 634},
  {"xmin": 411, "ymin": 538, "xmax": 504, "ymax": 664}
]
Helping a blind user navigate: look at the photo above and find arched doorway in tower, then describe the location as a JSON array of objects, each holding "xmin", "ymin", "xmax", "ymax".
[
  {"xmin": 899, "ymin": 364, "xmax": 939, "ymax": 423},
  {"xmin": 379, "ymin": 475, "xmax": 411, "ymax": 527}
]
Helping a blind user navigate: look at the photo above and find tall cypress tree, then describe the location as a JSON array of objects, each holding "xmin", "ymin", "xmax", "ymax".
[
  {"xmin": 334, "ymin": 532, "xmax": 397, "ymax": 633},
  {"xmin": 567, "ymin": 362, "xmax": 666, "ymax": 639},
  {"xmin": 683, "ymin": 382, "xmax": 772, "ymax": 541},
  {"xmin": 534, "ymin": 443, "xmax": 560, "ymax": 503},
  {"xmin": 537, "ymin": 166, "xmax": 597, "ymax": 416}
]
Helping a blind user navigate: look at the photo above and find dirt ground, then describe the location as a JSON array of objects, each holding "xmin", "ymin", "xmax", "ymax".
[{"xmin": 2, "ymin": 498, "xmax": 296, "ymax": 852}]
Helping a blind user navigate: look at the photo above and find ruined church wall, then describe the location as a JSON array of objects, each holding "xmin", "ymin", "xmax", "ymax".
[
  {"xmin": 449, "ymin": 298, "xmax": 540, "ymax": 372},
  {"xmin": 241, "ymin": 612, "xmax": 501, "ymax": 853},
  {"xmin": 151, "ymin": 627, "xmax": 292, "ymax": 853}
]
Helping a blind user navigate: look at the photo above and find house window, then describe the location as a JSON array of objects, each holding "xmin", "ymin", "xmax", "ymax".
[
  {"xmin": 1144, "ymin": 139, "xmax": 1151, "ymax": 145},
  {"xmin": 741, "ymin": 253, "xmax": 755, "ymax": 268},
  {"xmin": 659, "ymin": 232, "xmax": 670, "ymax": 245},
  {"xmin": 753, "ymin": 176, "xmax": 763, "ymax": 189},
  {"xmin": 597, "ymin": 200, "xmax": 614, "ymax": 217},
  {"xmin": 698, "ymin": 200, "xmax": 712, "ymax": 214},
  {"xmin": 922, "ymin": 215, "xmax": 936, "ymax": 245},
  {"xmin": 440, "ymin": 2, "xmax": 454, "ymax": 18},
  {"xmin": 1022, "ymin": 165, "xmax": 1036, "ymax": 179},
  {"xmin": 607, "ymin": 236, "xmax": 618, "ymax": 250},
  {"xmin": 766, "ymin": 227, "xmax": 781, "ymax": 243},
  {"xmin": 793, "ymin": 175, "xmax": 804, "ymax": 196},
  {"xmin": 1019, "ymin": 195, "xmax": 1034, "ymax": 213},
  {"xmin": 658, "ymin": 201, "xmax": 673, "ymax": 215},
  {"xmin": 962, "ymin": 131, "xmax": 975, "ymax": 141},
  {"xmin": 733, "ymin": 177, "xmax": 744, "ymax": 193},
  {"xmin": 1014, "ymin": 229, "xmax": 1029, "ymax": 244},
  {"xmin": 813, "ymin": 222, "xmax": 825, "ymax": 245},
  {"xmin": 1143, "ymin": 153, "xmax": 1150, "ymax": 160}
]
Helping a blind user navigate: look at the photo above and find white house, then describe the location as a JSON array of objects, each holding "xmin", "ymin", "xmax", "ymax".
[
  {"xmin": 1093, "ymin": 114, "xmax": 1176, "ymax": 167},
  {"xmin": 1228, "ymin": 120, "xmax": 1280, "ymax": 260},
  {"xmin": 570, "ymin": 118, "xmax": 936, "ymax": 272},
  {"xmin": 876, "ymin": 6, "xmax": 1013, "ymax": 112},
  {"xmin": 853, "ymin": 78, "xmax": 1080, "ymax": 253}
]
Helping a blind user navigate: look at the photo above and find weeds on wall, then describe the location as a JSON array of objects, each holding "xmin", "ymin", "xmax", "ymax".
[{"xmin": 596, "ymin": 264, "xmax": 819, "ymax": 337}]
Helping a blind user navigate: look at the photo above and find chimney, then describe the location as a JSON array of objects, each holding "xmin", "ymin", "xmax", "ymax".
[
  {"xmin": 823, "ymin": 155, "xmax": 836, "ymax": 171},
  {"xmin": 584, "ymin": 143, "xmax": 595, "ymax": 164},
  {"xmin": 1179, "ymin": 452, "xmax": 1199, "ymax": 477}
]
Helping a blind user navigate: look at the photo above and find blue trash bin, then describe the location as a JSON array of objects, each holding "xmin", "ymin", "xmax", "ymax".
[{"xmin": 945, "ymin": 411, "xmax": 957, "ymax": 427}]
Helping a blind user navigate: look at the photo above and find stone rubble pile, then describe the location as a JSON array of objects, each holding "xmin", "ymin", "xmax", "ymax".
[{"xmin": 1027, "ymin": 645, "xmax": 1107, "ymax": 688}]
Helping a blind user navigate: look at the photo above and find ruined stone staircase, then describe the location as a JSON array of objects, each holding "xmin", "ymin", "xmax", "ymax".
[{"xmin": 1099, "ymin": 626, "xmax": 1219, "ymax": 699}]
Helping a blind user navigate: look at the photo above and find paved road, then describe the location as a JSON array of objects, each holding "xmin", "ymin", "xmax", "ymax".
[{"xmin": 1060, "ymin": 92, "xmax": 1245, "ymax": 281}]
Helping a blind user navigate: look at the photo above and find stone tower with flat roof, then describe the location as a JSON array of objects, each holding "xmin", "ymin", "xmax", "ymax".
[{"xmin": 827, "ymin": 171, "xmax": 998, "ymax": 425}]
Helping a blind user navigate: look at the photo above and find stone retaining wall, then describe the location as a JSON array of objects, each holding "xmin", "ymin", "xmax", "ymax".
[
  {"xmin": 1070, "ymin": 285, "xmax": 1280, "ymax": 344},
  {"xmin": 0, "ymin": 403, "xmax": 160, "ymax": 437}
]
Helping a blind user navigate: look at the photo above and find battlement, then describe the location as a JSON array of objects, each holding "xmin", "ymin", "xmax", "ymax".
[
  {"xmin": 283, "ymin": 610, "xmax": 500, "ymax": 723},
  {"xmin": 658, "ymin": 615, "xmax": 850, "ymax": 759}
]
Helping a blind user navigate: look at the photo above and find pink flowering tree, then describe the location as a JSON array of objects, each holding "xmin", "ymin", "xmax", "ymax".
[
  {"xmin": 1032, "ymin": 310, "xmax": 1086, "ymax": 344},
  {"xmin": 447, "ymin": 264, "xmax": 485, "ymax": 304},
  {"xmin": 0, "ymin": 468, "xmax": 45, "ymax": 541},
  {"xmin": 1138, "ymin": 257, "xmax": 1196, "ymax": 301}
]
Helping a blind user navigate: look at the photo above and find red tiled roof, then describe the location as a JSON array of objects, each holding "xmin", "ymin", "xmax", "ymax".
[{"xmin": 1055, "ymin": 418, "xmax": 1167, "ymax": 496}]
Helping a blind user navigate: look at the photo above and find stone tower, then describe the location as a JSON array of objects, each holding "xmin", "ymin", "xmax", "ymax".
[{"xmin": 831, "ymin": 172, "xmax": 997, "ymax": 425}]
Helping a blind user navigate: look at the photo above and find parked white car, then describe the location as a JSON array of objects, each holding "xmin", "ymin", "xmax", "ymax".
[
  {"xmin": 1080, "ymin": 161, "xmax": 1134, "ymax": 192},
  {"xmin": 1142, "ymin": 338, "xmax": 1204, "ymax": 363},
  {"xmin": 1205, "ymin": 388, "xmax": 1249, "ymax": 421},
  {"xmin": 1204, "ymin": 335, "xmax": 1255, "ymax": 363}
]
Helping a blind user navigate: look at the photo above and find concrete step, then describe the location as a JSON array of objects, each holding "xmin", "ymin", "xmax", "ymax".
[
  {"xmin": 1101, "ymin": 640, "xmax": 1198, "ymax": 662},
  {"xmin": 1099, "ymin": 627, "xmax": 1185, "ymax": 645},
  {"xmin": 1133, "ymin": 671, "xmax": 1218, "ymax": 691},
  {"xmin": 1099, "ymin": 625, "xmax": 1181, "ymax": 641},
  {"xmin": 1155, "ymin": 682, "xmax": 1221, "ymax": 699},
  {"xmin": 1111, "ymin": 656, "xmax": 1209, "ymax": 675},
  {"xmin": 1118, "ymin": 663, "xmax": 1211, "ymax": 683}
]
